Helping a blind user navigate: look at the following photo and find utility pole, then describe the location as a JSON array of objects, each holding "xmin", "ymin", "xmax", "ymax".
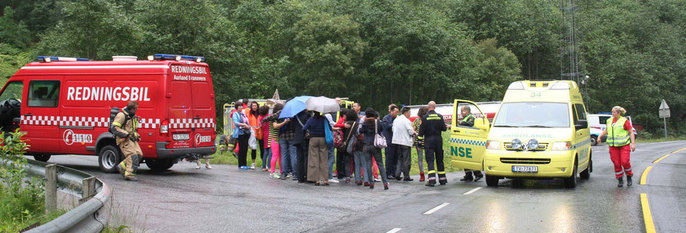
[{"xmin": 561, "ymin": 0, "xmax": 587, "ymax": 106}]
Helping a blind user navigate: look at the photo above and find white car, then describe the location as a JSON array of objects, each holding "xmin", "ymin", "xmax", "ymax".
[{"xmin": 587, "ymin": 113, "xmax": 637, "ymax": 146}]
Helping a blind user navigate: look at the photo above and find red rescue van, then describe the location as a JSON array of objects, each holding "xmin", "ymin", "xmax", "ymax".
[{"xmin": 0, "ymin": 54, "xmax": 217, "ymax": 172}]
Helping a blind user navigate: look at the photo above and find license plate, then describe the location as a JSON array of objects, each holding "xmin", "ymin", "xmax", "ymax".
[
  {"xmin": 512, "ymin": 165, "xmax": 538, "ymax": 173},
  {"xmin": 173, "ymin": 134, "xmax": 190, "ymax": 141}
]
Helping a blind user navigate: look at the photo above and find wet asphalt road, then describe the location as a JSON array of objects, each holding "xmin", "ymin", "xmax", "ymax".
[{"xmin": 35, "ymin": 140, "xmax": 686, "ymax": 233}]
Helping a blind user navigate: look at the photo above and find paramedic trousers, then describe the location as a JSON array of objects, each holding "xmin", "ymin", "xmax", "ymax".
[
  {"xmin": 609, "ymin": 145, "xmax": 633, "ymax": 178},
  {"xmin": 424, "ymin": 135, "xmax": 446, "ymax": 184}
]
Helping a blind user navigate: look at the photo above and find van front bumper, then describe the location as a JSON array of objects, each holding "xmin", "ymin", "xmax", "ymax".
[
  {"xmin": 156, "ymin": 142, "xmax": 217, "ymax": 160},
  {"xmin": 483, "ymin": 150, "xmax": 574, "ymax": 178}
]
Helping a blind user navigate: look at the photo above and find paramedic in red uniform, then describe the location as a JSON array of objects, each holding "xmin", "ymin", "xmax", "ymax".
[
  {"xmin": 598, "ymin": 106, "xmax": 636, "ymax": 187},
  {"xmin": 115, "ymin": 101, "xmax": 144, "ymax": 181}
]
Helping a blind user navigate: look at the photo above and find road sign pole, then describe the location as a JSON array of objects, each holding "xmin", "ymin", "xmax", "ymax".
[{"xmin": 664, "ymin": 116, "xmax": 667, "ymax": 138}]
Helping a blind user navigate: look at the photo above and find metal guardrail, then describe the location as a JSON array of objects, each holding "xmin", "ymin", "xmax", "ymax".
[{"xmin": 19, "ymin": 159, "xmax": 112, "ymax": 233}]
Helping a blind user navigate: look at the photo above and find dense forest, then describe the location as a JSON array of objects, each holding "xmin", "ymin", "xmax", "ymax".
[{"xmin": 1, "ymin": 0, "xmax": 684, "ymax": 137}]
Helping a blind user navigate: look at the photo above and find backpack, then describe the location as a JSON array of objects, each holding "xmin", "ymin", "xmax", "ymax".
[
  {"xmin": 333, "ymin": 129, "xmax": 345, "ymax": 148},
  {"xmin": 108, "ymin": 107, "xmax": 129, "ymax": 134}
]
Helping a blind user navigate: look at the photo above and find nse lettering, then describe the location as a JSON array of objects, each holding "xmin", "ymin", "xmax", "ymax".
[{"xmin": 67, "ymin": 86, "xmax": 151, "ymax": 102}]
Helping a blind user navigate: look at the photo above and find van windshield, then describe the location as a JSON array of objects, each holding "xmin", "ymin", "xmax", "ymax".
[{"xmin": 493, "ymin": 102, "xmax": 570, "ymax": 128}]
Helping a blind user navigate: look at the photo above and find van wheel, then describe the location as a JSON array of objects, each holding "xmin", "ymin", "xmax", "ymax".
[
  {"xmin": 591, "ymin": 136, "xmax": 598, "ymax": 146},
  {"xmin": 146, "ymin": 159, "xmax": 174, "ymax": 172},
  {"xmin": 564, "ymin": 157, "xmax": 578, "ymax": 188},
  {"xmin": 99, "ymin": 145, "xmax": 122, "ymax": 173},
  {"xmin": 486, "ymin": 175, "xmax": 499, "ymax": 187},
  {"xmin": 33, "ymin": 154, "xmax": 51, "ymax": 162},
  {"xmin": 580, "ymin": 154, "xmax": 592, "ymax": 180}
]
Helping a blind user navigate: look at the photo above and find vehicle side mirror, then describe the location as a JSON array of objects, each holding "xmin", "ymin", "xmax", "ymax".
[{"xmin": 575, "ymin": 119, "xmax": 588, "ymax": 129}]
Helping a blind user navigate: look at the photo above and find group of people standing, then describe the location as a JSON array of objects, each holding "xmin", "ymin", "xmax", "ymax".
[{"xmin": 228, "ymin": 99, "xmax": 452, "ymax": 189}]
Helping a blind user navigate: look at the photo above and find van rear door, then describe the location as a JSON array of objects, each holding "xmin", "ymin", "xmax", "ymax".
[
  {"xmin": 167, "ymin": 63, "xmax": 215, "ymax": 149},
  {"xmin": 189, "ymin": 65, "xmax": 215, "ymax": 148}
]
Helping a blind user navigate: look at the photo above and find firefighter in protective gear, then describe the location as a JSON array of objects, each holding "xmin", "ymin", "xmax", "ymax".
[
  {"xmin": 458, "ymin": 105, "xmax": 483, "ymax": 182},
  {"xmin": 598, "ymin": 106, "xmax": 636, "ymax": 187},
  {"xmin": 418, "ymin": 101, "xmax": 448, "ymax": 187},
  {"xmin": 113, "ymin": 101, "xmax": 143, "ymax": 181}
]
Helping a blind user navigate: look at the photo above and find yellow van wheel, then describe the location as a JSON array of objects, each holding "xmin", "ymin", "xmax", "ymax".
[
  {"xmin": 564, "ymin": 157, "xmax": 578, "ymax": 188},
  {"xmin": 486, "ymin": 175, "xmax": 500, "ymax": 187}
]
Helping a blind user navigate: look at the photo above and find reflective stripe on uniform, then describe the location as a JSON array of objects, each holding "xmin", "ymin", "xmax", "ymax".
[
  {"xmin": 112, "ymin": 122, "xmax": 122, "ymax": 127},
  {"xmin": 437, "ymin": 171, "xmax": 446, "ymax": 175},
  {"xmin": 615, "ymin": 171, "xmax": 624, "ymax": 175},
  {"xmin": 426, "ymin": 114, "xmax": 442, "ymax": 121},
  {"xmin": 427, "ymin": 170, "xmax": 437, "ymax": 174}
]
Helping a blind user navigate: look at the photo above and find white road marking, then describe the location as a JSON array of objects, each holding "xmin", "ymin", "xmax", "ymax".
[
  {"xmin": 423, "ymin": 202, "xmax": 450, "ymax": 215},
  {"xmin": 386, "ymin": 228, "xmax": 402, "ymax": 233},
  {"xmin": 464, "ymin": 187, "xmax": 483, "ymax": 195}
]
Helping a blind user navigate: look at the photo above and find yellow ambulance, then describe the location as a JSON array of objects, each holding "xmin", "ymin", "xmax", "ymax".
[{"xmin": 450, "ymin": 80, "xmax": 591, "ymax": 188}]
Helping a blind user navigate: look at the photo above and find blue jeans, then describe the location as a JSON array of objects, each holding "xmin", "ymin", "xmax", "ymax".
[
  {"xmin": 353, "ymin": 150, "xmax": 367, "ymax": 182},
  {"xmin": 280, "ymin": 138, "xmax": 297, "ymax": 176},
  {"xmin": 328, "ymin": 144, "xmax": 335, "ymax": 179},
  {"xmin": 262, "ymin": 146, "xmax": 272, "ymax": 169}
]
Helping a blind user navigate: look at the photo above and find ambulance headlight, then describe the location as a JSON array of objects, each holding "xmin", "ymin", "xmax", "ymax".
[
  {"xmin": 147, "ymin": 55, "xmax": 154, "ymax": 61},
  {"xmin": 551, "ymin": 141, "xmax": 571, "ymax": 151},
  {"xmin": 526, "ymin": 139, "xmax": 539, "ymax": 151},
  {"xmin": 44, "ymin": 57, "xmax": 51, "ymax": 62},
  {"xmin": 486, "ymin": 140, "xmax": 501, "ymax": 150},
  {"xmin": 196, "ymin": 57, "xmax": 202, "ymax": 62},
  {"xmin": 175, "ymin": 56, "xmax": 181, "ymax": 61},
  {"xmin": 510, "ymin": 139, "xmax": 523, "ymax": 150}
]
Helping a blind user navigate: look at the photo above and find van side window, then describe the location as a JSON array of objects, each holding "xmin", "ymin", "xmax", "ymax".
[
  {"xmin": 456, "ymin": 103, "xmax": 484, "ymax": 128},
  {"xmin": 572, "ymin": 104, "xmax": 587, "ymax": 126},
  {"xmin": 0, "ymin": 81, "xmax": 24, "ymax": 101},
  {"xmin": 574, "ymin": 104, "xmax": 587, "ymax": 121},
  {"xmin": 28, "ymin": 81, "xmax": 60, "ymax": 107}
]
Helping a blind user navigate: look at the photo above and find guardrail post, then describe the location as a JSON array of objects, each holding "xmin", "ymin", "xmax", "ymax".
[
  {"xmin": 80, "ymin": 177, "xmax": 96, "ymax": 204},
  {"xmin": 45, "ymin": 164, "xmax": 57, "ymax": 213}
]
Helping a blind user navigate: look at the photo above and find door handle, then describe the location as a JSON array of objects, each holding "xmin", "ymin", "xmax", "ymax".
[
  {"xmin": 25, "ymin": 113, "xmax": 33, "ymax": 117},
  {"xmin": 453, "ymin": 129, "xmax": 460, "ymax": 133}
]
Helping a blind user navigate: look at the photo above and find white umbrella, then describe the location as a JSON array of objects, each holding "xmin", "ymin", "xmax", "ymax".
[{"xmin": 306, "ymin": 96, "xmax": 340, "ymax": 113}]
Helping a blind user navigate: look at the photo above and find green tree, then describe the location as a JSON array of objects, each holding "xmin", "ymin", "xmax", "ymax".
[{"xmin": 291, "ymin": 11, "xmax": 366, "ymax": 97}]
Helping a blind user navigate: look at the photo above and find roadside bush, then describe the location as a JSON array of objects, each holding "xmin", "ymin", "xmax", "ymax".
[{"xmin": 0, "ymin": 129, "xmax": 45, "ymax": 232}]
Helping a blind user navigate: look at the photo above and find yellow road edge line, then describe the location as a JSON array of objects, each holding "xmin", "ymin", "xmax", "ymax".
[
  {"xmin": 653, "ymin": 154, "xmax": 671, "ymax": 164},
  {"xmin": 672, "ymin": 147, "xmax": 686, "ymax": 154},
  {"xmin": 641, "ymin": 193, "xmax": 657, "ymax": 233},
  {"xmin": 640, "ymin": 166, "xmax": 652, "ymax": 185}
]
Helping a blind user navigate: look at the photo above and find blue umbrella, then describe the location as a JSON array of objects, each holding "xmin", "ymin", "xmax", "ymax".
[{"xmin": 279, "ymin": 96, "xmax": 313, "ymax": 119}]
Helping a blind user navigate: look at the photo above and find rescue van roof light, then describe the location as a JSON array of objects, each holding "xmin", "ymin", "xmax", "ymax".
[
  {"xmin": 152, "ymin": 54, "xmax": 205, "ymax": 62},
  {"xmin": 37, "ymin": 56, "xmax": 90, "ymax": 62},
  {"xmin": 508, "ymin": 81, "xmax": 525, "ymax": 90}
]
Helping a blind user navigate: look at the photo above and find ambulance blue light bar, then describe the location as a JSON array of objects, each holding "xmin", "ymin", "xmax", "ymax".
[
  {"xmin": 151, "ymin": 54, "xmax": 205, "ymax": 62},
  {"xmin": 37, "ymin": 56, "xmax": 90, "ymax": 62}
]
